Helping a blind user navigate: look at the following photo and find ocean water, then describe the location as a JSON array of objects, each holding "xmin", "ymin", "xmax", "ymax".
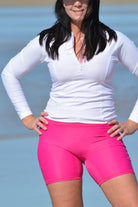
[{"xmin": 0, "ymin": 5, "xmax": 138, "ymax": 207}]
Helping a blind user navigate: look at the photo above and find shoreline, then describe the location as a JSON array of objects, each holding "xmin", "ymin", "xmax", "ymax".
[{"xmin": 0, "ymin": 0, "xmax": 138, "ymax": 6}]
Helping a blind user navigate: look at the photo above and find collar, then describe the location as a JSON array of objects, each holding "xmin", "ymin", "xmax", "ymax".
[{"xmin": 64, "ymin": 32, "xmax": 74, "ymax": 52}]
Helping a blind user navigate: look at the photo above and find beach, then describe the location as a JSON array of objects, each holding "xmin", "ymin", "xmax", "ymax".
[
  {"xmin": 0, "ymin": 3, "xmax": 138, "ymax": 207},
  {"xmin": 0, "ymin": 0, "xmax": 138, "ymax": 6}
]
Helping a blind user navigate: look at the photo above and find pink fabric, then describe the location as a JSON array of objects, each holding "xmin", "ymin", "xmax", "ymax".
[
  {"xmin": 79, "ymin": 37, "xmax": 86, "ymax": 64},
  {"xmin": 37, "ymin": 118, "xmax": 134, "ymax": 185}
]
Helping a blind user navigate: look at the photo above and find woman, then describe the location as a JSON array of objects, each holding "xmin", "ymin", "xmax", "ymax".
[{"xmin": 1, "ymin": 0, "xmax": 138, "ymax": 206}]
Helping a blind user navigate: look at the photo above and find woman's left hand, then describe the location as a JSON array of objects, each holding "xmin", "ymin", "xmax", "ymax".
[{"xmin": 107, "ymin": 119, "xmax": 138, "ymax": 140}]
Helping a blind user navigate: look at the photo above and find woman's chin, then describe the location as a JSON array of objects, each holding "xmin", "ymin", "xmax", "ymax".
[{"xmin": 71, "ymin": 18, "xmax": 84, "ymax": 26}]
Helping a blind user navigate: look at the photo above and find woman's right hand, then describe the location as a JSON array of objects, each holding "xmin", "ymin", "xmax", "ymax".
[{"xmin": 22, "ymin": 112, "xmax": 49, "ymax": 135}]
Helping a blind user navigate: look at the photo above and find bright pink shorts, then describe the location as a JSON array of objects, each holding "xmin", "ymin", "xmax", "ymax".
[{"xmin": 37, "ymin": 118, "xmax": 134, "ymax": 185}]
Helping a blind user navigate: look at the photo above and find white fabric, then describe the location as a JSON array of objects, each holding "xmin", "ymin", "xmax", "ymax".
[{"xmin": 1, "ymin": 31, "xmax": 138, "ymax": 123}]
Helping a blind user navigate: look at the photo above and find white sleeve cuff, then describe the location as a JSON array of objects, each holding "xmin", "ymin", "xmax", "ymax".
[{"xmin": 129, "ymin": 99, "xmax": 138, "ymax": 123}]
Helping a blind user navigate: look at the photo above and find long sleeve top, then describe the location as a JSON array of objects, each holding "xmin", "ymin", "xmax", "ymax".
[{"xmin": 1, "ymin": 31, "xmax": 138, "ymax": 123}]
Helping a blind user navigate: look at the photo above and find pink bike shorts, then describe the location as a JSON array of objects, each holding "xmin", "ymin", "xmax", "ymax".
[{"xmin": 37, "ymin": 118, "xmax": 134, "ymax": 185}]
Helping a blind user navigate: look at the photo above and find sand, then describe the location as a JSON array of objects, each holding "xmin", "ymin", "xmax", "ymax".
[{"xmin": 0, "ymin": 0, "xmax": 138, "ymax": 6}]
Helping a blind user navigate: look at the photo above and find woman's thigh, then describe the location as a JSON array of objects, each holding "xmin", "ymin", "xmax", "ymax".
[
  {"xmin": 47, "ymin": 179, "xmax": 83, "ymax": 207},
  {"xmin": 101, "ymin": 173, "xmax": 138, "ymax": 207}
]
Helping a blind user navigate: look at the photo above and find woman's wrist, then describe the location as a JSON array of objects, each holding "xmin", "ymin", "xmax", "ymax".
[
  {"xmin": 127, "ymin": 119, "xmax": 138, "ymax": 130},
  {"xmin": 22, "ymin": 114, "xmax": 35, "ymax": 129}
]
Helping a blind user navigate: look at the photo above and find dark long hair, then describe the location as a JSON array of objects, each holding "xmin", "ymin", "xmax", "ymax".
[{"xmin": 39, "ymin": 0, "xmax": 117, "ymax": 61}]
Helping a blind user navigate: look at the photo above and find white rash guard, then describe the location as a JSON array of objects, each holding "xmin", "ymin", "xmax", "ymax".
[{"xmin": 1, "ymin": 31, "xmax": 138, "ymax": 123}]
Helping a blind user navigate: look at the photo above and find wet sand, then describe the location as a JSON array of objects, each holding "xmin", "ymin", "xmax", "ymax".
[{"xmin": 0, "ymin": 0, "xmax": 138, "ymax": 6}]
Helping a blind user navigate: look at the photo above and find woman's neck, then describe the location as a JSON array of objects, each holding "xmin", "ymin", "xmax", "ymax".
[{"xmin": 71, "ymin": 22, "xmax": 85, "ymax": 38}]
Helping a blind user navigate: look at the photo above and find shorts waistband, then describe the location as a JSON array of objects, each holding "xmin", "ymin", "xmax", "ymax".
[{"xmin": 44, "ymin": 117, "xmax": 110, "ymax": 128}]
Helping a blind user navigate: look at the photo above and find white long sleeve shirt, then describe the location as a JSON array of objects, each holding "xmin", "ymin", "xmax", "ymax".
[{"xmin": 1, "ymin": 31, "xmax": 138, "ymax": 123}]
